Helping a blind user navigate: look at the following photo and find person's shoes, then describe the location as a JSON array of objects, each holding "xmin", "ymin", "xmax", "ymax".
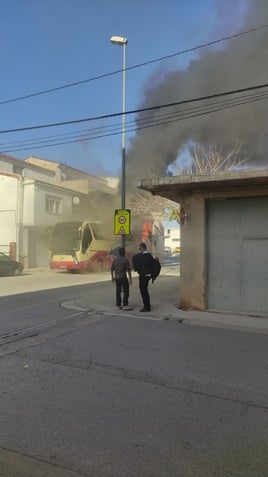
[
  {"xmin": 117, "ymin": 306, "xmax": 122, "ymax": 309},
  {"xmin": 122, "ymin": 306, "xmax": 133, "ymax": 310},
  {"xmin": 140, "ymin": 307, "xmax": 151, "ymax": 312}
]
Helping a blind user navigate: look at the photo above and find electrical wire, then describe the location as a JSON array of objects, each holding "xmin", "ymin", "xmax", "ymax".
[
  {"xmin": 1, "ymin": 86, "xmax": 267, "ymax": 153},
  {"xmin": 0, "ymin": 23, "xmax": 267, "ymax": 106},
  {"xmin": 0, "ymin": 82, "xmax": 268, "ymax": 136},
  {"xmin": 2, "ymin": 90, "xmax": 268, "ymax": 150}
]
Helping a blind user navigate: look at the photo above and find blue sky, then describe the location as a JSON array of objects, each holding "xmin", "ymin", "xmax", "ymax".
[{"xmin": 0, "ymin": 0, "xmax": 251, "ymax": 176}]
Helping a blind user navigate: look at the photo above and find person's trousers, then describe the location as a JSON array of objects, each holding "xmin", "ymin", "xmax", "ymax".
[
  {"xmin": 115, "ymin": 277, "xmax": 129, "ymax": 307},
  {"xmin": 139, "ymin": 275, "xmax": 151, "ymax": 309}
]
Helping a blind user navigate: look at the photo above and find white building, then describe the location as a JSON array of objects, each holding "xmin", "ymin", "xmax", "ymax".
[
  {"xmin": 164, "ymin": 221, "xmax": 180, "ymax": 252},
  {"xmin": 0, "ymin": 154, "xmax": 118, "ymax": 268}
]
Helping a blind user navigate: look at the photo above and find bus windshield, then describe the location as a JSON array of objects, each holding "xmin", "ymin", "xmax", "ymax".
[
  {"xmin": 90, "ymin": 223, "xmax": 109, "ymax": 240},
  {"xmin": 49, "ymin": 222, "xmax": 82, "ymax": 251}
]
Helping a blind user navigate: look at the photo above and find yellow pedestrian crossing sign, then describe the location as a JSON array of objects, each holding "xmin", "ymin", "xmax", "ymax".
[{"xmin": 114, "ymin": 209, "xmax": 131, "ymax": 235}]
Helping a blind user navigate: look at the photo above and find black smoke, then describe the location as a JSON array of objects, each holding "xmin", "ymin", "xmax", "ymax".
[{"xmin": 126, "ymin": 0, "xmax": 268, "ymax": 192}]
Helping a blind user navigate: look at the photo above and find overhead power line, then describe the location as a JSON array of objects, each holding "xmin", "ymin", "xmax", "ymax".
[
  {"xmin": 0, "ymin": 82, "xmax": 268, "ymax": 135},
  {"xmin": 0, "ymin": 23, "xmax": 267, "ymax": 106},
  {"xmin": 1, "ymin": 90, "xmax": 266, "ymax": 148},
  {"xmin": 1, "ymin": 86, "xmax": 267, "ymax": 153}
]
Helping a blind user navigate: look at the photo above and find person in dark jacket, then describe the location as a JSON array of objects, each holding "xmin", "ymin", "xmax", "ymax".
[
  {"xmin": 132, "ymin": 242, "xmax": 154, "ymax": 312},
  {"xmin": 111, "ymin": 247, "xmax": 132, "ymax": 310}
]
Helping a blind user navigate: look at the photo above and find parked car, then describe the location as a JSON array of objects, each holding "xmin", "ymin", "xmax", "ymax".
[
  {"xmin": 165, "ymin": 246, "xmax": 172, "ymax": 254},
  {"xmin": 0, "ymin": 252, "xmax": 24, "ymax": 276}
]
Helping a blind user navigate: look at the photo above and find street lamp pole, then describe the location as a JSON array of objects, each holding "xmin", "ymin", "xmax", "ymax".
[{"xmin": 110, "ymin": 35, "xmax": 128, "ymax": 248}]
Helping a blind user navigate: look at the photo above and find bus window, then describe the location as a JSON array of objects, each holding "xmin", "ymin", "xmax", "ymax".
[
  {"xmin": 81, "ymin": 225, "xmax": 92, "ymax": 254},
  {"xmin": 50, "ymin": 222, "xmax": 81, "ymax": 252},
  {"xmin": 91, "ymin": 223, "xmax": 108, "ymax": 240}
]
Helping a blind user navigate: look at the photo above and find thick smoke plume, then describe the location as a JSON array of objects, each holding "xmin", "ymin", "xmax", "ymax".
[{"xmin": 126, "ymin": 0, "xmax": 268, "ymax": 193}]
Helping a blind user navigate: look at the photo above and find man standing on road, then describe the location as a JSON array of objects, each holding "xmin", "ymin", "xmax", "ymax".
[
  {"xmin": 132, "ymin": 242, "xmax": 154, "ymax": 312},
  {"xmin": 111, "ymin": 247, "xmax": 132, "ymax": 310}
]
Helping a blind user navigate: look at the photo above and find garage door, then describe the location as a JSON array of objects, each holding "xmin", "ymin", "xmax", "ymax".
[{"xmin": 207, "ymin": 197, "xmax": 268, "ymax": 313}]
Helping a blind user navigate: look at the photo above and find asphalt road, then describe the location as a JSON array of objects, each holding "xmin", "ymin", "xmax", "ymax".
[
  {"xmin": 0, "ymin": 253, "xmax": 179, "ymax": 298},
  {"xmin": 0, "ymin": 262, "xmax": 267, "ymax": 477}
]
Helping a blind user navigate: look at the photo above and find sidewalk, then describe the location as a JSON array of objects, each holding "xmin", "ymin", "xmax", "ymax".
[{"xmin": 62, "ymin": 270, "xmax": 268, "ymax": 334}]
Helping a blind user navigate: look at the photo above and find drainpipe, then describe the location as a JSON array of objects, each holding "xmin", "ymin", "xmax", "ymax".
[{"xmin": 16, "ymin": 174, "xmax": 24, "ymax": 262}]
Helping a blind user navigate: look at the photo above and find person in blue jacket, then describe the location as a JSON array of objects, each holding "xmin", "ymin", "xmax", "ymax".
[{"xmin": 132, "ymin": 242, "xmax": 154, "ymax": 312}]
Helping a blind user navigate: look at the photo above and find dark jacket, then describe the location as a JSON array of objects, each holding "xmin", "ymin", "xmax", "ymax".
[{"xmin": 132, "ymin": 251, "xmax": 154, "ymax": 276}]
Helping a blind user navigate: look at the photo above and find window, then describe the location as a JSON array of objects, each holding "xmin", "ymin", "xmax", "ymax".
[{"xmin": 46, "ymin": 195, "xmax": 62, "ymax": 214}]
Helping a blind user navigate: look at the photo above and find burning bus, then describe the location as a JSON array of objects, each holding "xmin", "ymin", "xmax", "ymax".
[
  {"xmin": 49, "ymin": 217, "xmax": 164, "ymax": 273},
  {"xmin": 49, "ymin": 221, "xmax": 118, "ymax": 272}
]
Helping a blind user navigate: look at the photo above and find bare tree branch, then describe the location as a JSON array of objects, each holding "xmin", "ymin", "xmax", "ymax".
[{"xmin": 173, "ymin": 142, "xmax": 249, "ymax": 174}]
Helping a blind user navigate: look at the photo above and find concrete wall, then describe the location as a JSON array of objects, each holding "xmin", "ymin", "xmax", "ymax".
[
  {"xmin": 23, "ymin": 181, "xmax": 73, "ymax": 227},
  {"xmin": 0, "ymin": 160, "xmax": 13, "ymax": 173},
  {"xmin": 0, "ymin": 158, "xmax": 119, "ymax": 267},
  {"xmin": 179, "ymin": 185, "xmax": 268, "ymax": 311},
  {"xmin": 0, "ymin": 174, "xmax": 83, "ymax": 265},
  {"xmin": 22, "ymin": 182, "xmax": 75, "ymax": 267},
  {"xmin": 139, "ymin": 169, "xmax": 268, "ymax": 312},
  {"xmin": 0, "ymin": 175, "xmax": 19, "ymax": 253},
  {"xmin": 0, "ymin": 157, "xmax": 54, "ymax": 182},
  {"xmin": 179, "ymin": 193, "xmax": 206, "ymax": 310}
]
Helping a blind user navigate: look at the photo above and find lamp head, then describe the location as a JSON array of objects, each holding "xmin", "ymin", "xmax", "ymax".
[{"xmin": 110, "ymin": 36, "xmax": 128, "ymax": 46}]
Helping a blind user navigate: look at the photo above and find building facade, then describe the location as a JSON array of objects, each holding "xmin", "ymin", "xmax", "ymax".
[
  {"xmin": 139, "ymin": 169, "xmax": 268, "ymax": 315},
  {"xmin": 0, "ymin": 155, "xmax": 118, "ymax": 268},
  {"xmin": 164, "ymin": 221, "xmax": 180, "ymax": 252}
]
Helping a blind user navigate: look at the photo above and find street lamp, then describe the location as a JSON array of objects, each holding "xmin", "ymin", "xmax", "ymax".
[{"xmin": 110, "ymin": 35, "xmax": 128, "ymax": 248}]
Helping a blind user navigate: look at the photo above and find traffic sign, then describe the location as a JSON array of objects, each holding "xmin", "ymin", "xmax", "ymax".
[{"xmin": 114, "ymin": 209, "xmax": 131, "ymax": 235}]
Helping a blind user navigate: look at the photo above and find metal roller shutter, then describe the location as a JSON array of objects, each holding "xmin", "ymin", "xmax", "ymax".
[{"xmin": 207, "ymin": 197, "xmax": 268, "ymax": 313}]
